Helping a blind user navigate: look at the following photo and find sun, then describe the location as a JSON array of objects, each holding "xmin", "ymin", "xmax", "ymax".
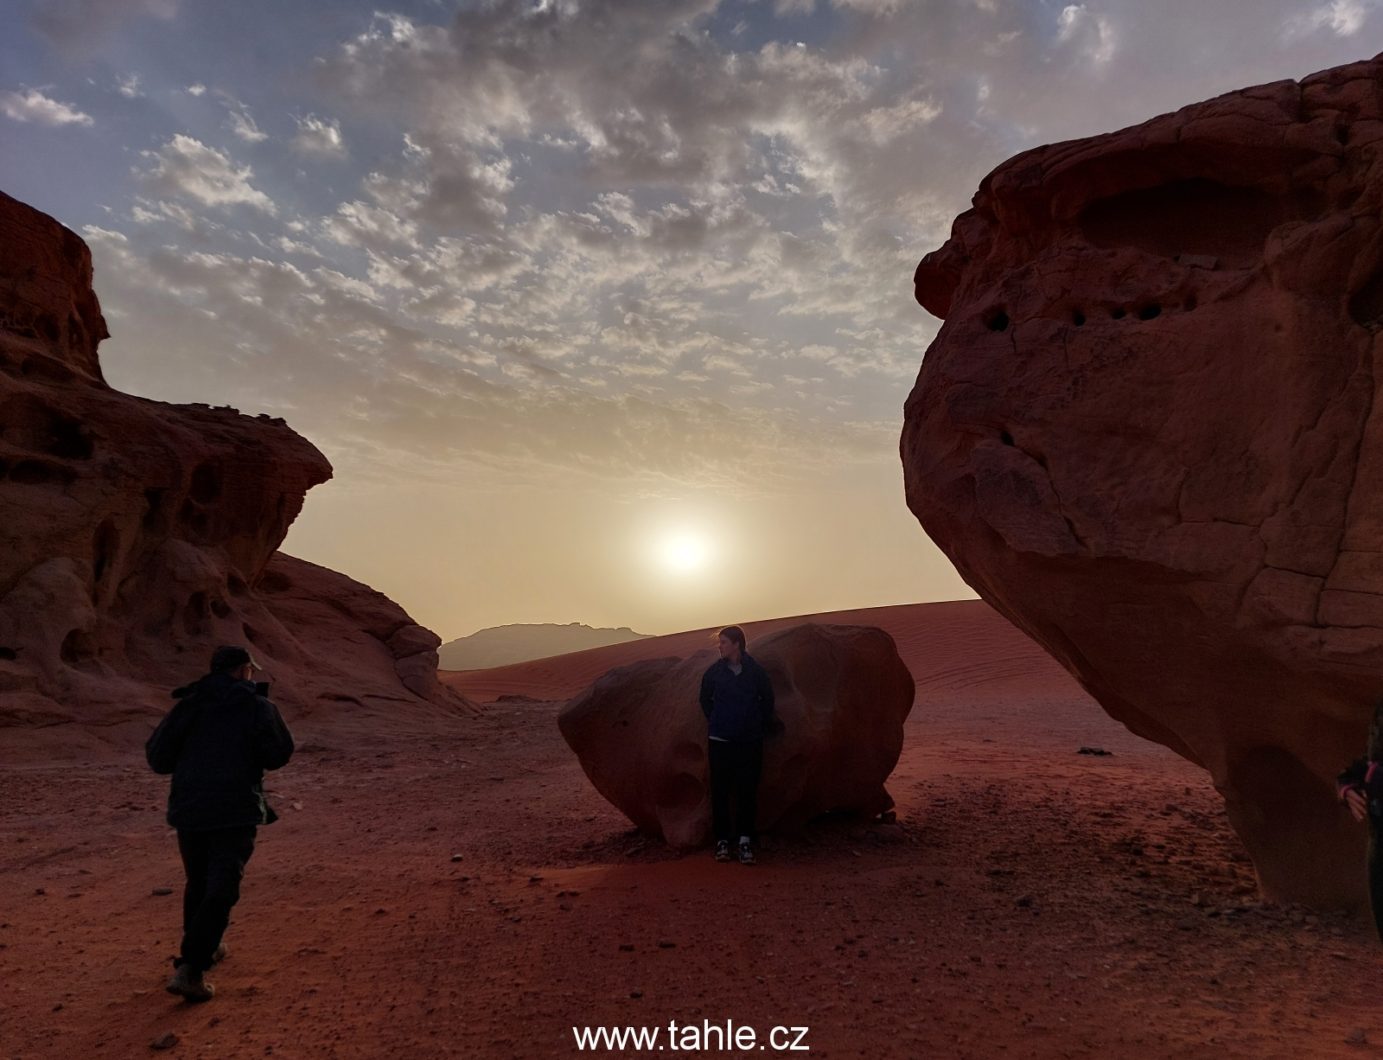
[{"xmin": 657, "ymin": 530, "xmax": 713, "ymax": 574}]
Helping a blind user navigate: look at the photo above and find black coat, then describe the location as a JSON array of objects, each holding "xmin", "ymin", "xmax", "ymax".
[
  {"xmin": 145, "ymin": 670, "xmax": 294, "ymax": 831},
  {"xmin": 699, "ymin": 652, "xmax": 778, "ymax": 742}
]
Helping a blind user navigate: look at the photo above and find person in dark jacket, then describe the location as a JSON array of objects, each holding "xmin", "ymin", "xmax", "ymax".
[
  {"xmin": 699, "ymin": 625, "xmax": 781, "ymax": 865},
  {"xmin": 145, "ymin": 644, "xmax": 294, "ymax": 1001},
  {"xmin": 1336, "ymin": 696, "xmax": 1383, "ymax": 941}
]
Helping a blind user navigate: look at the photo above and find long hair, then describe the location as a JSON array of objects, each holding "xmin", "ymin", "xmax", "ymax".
[{"xmin": 717, "ymin": 625, "xmax": 746, "ymax": 651}]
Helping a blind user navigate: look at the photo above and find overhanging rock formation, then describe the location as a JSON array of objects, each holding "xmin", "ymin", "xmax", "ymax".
[
  {"xmin": 902, "ymin": 53, "xmax": 1383, "ymax": 909},
  {"xmin": 0, "ymin": 190, "xmax": 472, "ymax": 755}
]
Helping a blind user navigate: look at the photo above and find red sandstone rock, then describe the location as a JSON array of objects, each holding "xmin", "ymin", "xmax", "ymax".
[
  {"xmin": 0, "ymin": 190, "xmax": 471, "ymax": 754},
  {"xmin": 557, "ymin": 623, "xmax": 915, "ymax": 846},
  {"xmin": 903, "ymin": 53, "xmax": 1383, "ymax": 908}
]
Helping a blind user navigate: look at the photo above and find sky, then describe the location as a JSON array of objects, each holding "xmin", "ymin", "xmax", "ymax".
[{"xmin": 1, "ymin": 0, "xmax": 1380, "ymax": 641}]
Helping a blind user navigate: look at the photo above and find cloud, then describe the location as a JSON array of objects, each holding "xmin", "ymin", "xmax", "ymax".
[
  {"xmin": 291, "ymin": 114, "xmax": 347, "ymax": 157},
  {"xmin": 1056, "ymin": 4, "xmax": 1118, "ymax": 67},
  {"xmin": 215, "ymin": 92, "xmax": 268, "ymax": 143},
  {"xmin": 70, "ymin": 0, "xmax": 1383, "ymax": 507},
  {"xmin": 117, "ymin": 73, "xmax": 143, "ymax": 99},
  {"xmin": 0, "ymin": 87, "xmax": 94, "ymax": 126},
  {"xmin": 138, "ymin": 134, "xmax": 276, "ymax": 213},
  {"xmin": 187, "ymin": 83, "xmax": 206, "ymax": 96},
  {"xmin": 1285, "ymin": 0, "xmax": 1378, "ymax": 36}
]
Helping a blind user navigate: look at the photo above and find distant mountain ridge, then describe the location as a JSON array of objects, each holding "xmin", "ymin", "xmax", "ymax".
[{"xmin": 438, "ymin": 622, "xmax": 654, "ymax": 670}]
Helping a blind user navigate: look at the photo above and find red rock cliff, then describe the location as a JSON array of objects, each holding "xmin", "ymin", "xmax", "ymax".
[
  {"xmin": 903, "ymin": 54, "xmax": 1383, "ymax": 908},
  {"xmin": 0, "ymin": 190, "xmax": 472, "ymax": 755}
]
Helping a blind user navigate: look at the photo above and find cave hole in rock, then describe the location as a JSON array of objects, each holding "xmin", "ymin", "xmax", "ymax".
[
  {"xmin": 91, "ymin": 518, "xmax": 119, "ymax": 593},
  {"xmin": 178, "ymin": 499, "xmax": 210, "ymax": 537},
  {"xmin": 1138, "ymin": 304, "xmax": 1162, "ymax": 321},
  {"xmin": 143, "ymin": 488, "xmax": 167, "ymax": 533},
  {"xmin": 1071, "ymin": 310, "xmax": 1086, "ymax": 326},
  {"xmin": 1078, "ymin": 177, "xmax": 1324, "ymax": 269},
  {"xmin": 0, "ymin": 394, "xmax": 92, "ymax": 459},
  {"xmin": 182, "ymin": 591, "xmax": 208, "ymax": 635},
  {"xmin": 190, "ymin": 462, "xmax": 222, "ymax": 504},
  {"xmin": 985, "ymin": 309, "xmax": 1010, "ymax": 332},
  {"xmin": 60, "ymin": 628, "xmax": 97, "ymax": 665},
  {"xmin": 1348, "ymin": 264, "xmax": 1383, "ymax": 332},
  {"xmin": 9, "ymin": 459, "xmax": 76, "ymax": 486}
]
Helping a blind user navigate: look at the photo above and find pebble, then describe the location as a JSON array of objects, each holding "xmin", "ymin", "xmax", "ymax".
[
  {"xmin": 151, "ymin": 887, "xmax": 173, "ymax": 897},
  {"xmin": 151, "ymin": 1032, "xmax": 179, "ymax": 1050}
]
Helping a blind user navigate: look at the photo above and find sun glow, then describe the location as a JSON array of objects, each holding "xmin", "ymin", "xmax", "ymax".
[{"xmin": 657, "ymin": 530, "xmax": 713, "ymax": 574}]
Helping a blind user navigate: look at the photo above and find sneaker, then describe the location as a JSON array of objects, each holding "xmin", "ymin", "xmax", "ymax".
[
  {"xmin": 738, "ymin": 840, "xmax": 756, "ymax": 865},
  {"xmin": 166, "ymin": 961, "xmax": 215, "ymax": 1002},
  {"xmin": 714, "ymin": 839, "xmax": 731, "ymax": 862}
]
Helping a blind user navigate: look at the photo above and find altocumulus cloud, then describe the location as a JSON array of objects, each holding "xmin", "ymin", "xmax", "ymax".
[
  {"xmin": 138, "ymin": 134, "xmax": 276, "ymax": 214},
  {"xmin": 0, "ymin": 87, "xmax": 93, "ymax": 126},
  {"xmin": 62, "ymin": 0, "xmax": 1383, "ymax": 499}
]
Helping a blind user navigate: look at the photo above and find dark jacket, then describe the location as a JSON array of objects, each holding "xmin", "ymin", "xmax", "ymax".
[
  {"xmin": 699, "ymin": 652, "xmax": 777, "ymax": 743},
  {"xmin": 145, "ymin": 670, "xmax": 294, "ymax": 831}
]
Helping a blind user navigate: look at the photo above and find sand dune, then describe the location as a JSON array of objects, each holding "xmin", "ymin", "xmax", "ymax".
[{"xmin": 440, "ymin": 598, "xmax": 1076, "ymax": 706}]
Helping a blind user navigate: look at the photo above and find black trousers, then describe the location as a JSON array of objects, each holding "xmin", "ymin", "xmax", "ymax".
[
  {"xmin": 175, "ymin": 825, "xmax": 257, "ymax": 972},
  {"xmin": 708, "ymin": 738, "xmax": 764, "ymax": 844}
]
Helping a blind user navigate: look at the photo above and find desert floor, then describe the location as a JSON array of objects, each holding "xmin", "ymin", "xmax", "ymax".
[{"xmin": 2, "ymin": 600, "xmax": 1381, "ymax": 1059}]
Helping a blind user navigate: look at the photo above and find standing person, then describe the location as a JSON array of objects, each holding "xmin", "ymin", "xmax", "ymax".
[
  {"xmin": 1336, "ymin": 697, "xmax": 1383, "ymax": 941},
  {"xmin": 145, "ymin": 645, "xmax": 294, "ymax": 1001},
  {"xmin": 699, "ymin": 625, "xmax": 781, "ymax": 865}
]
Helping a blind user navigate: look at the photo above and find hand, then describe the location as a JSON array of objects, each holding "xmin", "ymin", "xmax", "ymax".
[{"xmin": 1345, "ymin": 788, "xmax": 1367, "ymax": 823}]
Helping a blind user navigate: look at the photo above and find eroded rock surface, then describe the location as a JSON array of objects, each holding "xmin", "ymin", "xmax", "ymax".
[
  {"xmin": 902, "ymin": 54, "xmax": 1383, "ymax": 907},
  {"xmin": 558, "ymin": 623, "xmax": 915, "ymax": 846},
  {"xmin": 0, "ymin": 190, "xmax": 471, "ymax": 754}
]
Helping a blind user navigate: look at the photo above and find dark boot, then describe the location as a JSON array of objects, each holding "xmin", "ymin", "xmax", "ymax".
[{"xmin": 166, "ymin": 961, "xmax": 215, "ymax": 1002}]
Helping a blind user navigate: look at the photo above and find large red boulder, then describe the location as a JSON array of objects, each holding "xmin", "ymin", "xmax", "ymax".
[
  {"xmin": 903, "ymin": 54, "xmax": 1383, "ymax": 909},
  {"xmin": 557, "ymin": 623, "xmax": 915, "ymax": 846},
  {"xmin": 0, "ymin": 190, "xmax": 471, "ymax": 757}
]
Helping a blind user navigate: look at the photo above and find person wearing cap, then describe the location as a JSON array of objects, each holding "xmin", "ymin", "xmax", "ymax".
[{"xmin": 145, "ymin": 644, "xmax": 294, "ymax": 1001}]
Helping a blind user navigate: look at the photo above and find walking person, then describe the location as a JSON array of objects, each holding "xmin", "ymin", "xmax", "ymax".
[
  {"xmin": 145, "ymin": 645, "xmax": 294, "ymax": 1000},
  {"xmin": 699, "ymin": 625, "xmax": 781, "ymax": 865}
]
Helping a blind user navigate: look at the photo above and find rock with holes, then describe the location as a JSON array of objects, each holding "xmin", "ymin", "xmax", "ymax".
[
  {"xmin": 902, "ymin": 53, "xmax": 1383, "ymax": 908},
  {"xmin": 557, "ymin": 623, "xmax": 915, "ymax": 846},
  {"xmin": 0, "ymin": 189, "xmax": 471, "ymax": 756}
]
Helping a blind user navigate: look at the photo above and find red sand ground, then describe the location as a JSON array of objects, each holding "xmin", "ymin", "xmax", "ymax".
[{"xmin": 2, "ymin": 599, "xmax": 1381, "ymax": 1058}]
